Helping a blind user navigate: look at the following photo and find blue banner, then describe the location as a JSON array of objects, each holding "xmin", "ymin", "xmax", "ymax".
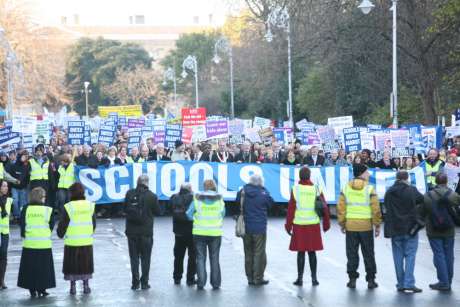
[{"xmin": 76, "ymin": 162, "xmax": 427, "ymax": 205}]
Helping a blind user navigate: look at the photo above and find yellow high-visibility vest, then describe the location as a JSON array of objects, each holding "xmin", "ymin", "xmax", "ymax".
[
  {"xmin": 23, "ymin": 205, "xmax": 52, "ymax": 249},
  {"xmin": 29, "ymin": 159, "xmax": 49, "ymax": 181},
  {"xmin": 426, "ymin": 160, "xmax": 443, "ymax": 185},
  {"xmin": 0, "ymin": 198, "xmax": 12, "ymax": 235},
  {"xmin": 343, "ymin": 183, "xmax": 373, "ymax": 220},
  {"xmin": 64, "ymin": 200, "xmax": 95, "ymax": 247},
  {"xmin": 58, "ymin": 164, "xmax": 75, "ymax": 189},
  {"xmin": 292, "ymin": 185, "xmax": 320, "ymax": 225},
  {"xmin": 192, "ymin": 198, "xmax": 224, "ymax": 236}
]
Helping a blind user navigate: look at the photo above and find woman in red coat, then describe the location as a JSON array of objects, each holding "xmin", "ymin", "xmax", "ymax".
[{"xmin": 285, "ymin": 167, "xmax": 330, "ymax": 286}]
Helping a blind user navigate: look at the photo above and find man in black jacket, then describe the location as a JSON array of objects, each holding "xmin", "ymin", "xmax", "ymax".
[
  {"xmin": 169, "ymin": 183, "xmax": 196, "ymax": 285},
  {"xmin": 383, "ymin": 171, "xmax": 424, "ymax": 293},
  {"xmin": 124, "ymin": 175, "xmax": 160, "ymax": 290}
]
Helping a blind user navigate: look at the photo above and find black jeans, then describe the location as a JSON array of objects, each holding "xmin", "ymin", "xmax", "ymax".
[
  {"xmin": 127, "ymin": 235, "xmax": 153, "ymax": 286},
  {"xmin": 346, "ymin": 231, "xmax": 377, "ymax": 281},
  {"xmin": 0, "ymin": 234, "xmax": 8, "ymax": 260},
  {"xmin": 173, "ymin": 235, "xmax": 196, "ymax": 282},
  {"xmin": 194, "ymin": 235, "xmax": 221, "ymax": 288}
]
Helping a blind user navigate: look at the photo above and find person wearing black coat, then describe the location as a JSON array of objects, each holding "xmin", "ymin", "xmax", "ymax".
[
  {"xmin": 303, "ymin": 146, "xmax": 325, "ymax": 167},
  {"xmin": 169, "ymin": 183, "xmax": 196, "ymax": 285},
  {"xmin": 383, "ymin": 171, "xmax": 424, "ymax": 293},
  {"xmin": 9, "ymin": 151, "xmax": 30, "ymax": 221},
  {"xmin": 124, "ymin": 175, "xmax": 160, "ymax": 290},
  {"xmin": 235, "ymin": 142, "xmax": 258, "ymax": 163}
]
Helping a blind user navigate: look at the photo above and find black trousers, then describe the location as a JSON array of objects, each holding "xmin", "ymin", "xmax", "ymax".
[
  {"xmin": 346, "ymin": 231, "xmax": 377, "ymax": 281},
  {"xmin": 127, "ymin": 235, "xmax": 153, "ymax": 286},
  {"xmin": 173, "ymin": 235, "xmax": 196, "ymax": 282}
]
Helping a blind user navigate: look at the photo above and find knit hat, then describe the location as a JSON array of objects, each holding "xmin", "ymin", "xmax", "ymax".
[{"xmin": 353, "ymin": 163, "xmax": 368, "ymax": 178}]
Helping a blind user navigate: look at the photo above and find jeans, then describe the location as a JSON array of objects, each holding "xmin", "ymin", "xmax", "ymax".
[
  {"xmin": 127, "ymin": 235, "xmax": 153, "ymax": 286},
  {"xmin": 12, "ymin": 188, "xmax": 28, "ymax": 218},
  {"xmin": 173, "ymin": 235, "xmax": 196, "ymax": 282},
  {"xmin": 391, "ymin": 234, "xmax": 418, "ymax": 289},
  {"xmin": 0, "ymin": 234, "xmax": 8, "ymax": 260},
  {"xmin": 243, "ymin": 233, "xmax": 267, "ymax": 283},
  {"xmin": 56, "ymin": 189, "xmax": 70, "ymax": 213},
  {"xmin": 429, "ymin": 238, "xmax": 455, "ymax": 287},
  {"xmin": 346, "ymin": 231, "xmax": 377, "ymax": 281},
  {"xmin": 194, "ymin": 235, "xmax": 221, "ymax": 288}
]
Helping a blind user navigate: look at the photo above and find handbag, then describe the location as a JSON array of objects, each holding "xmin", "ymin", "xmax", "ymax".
[
  {"xmin": 235, "ymin": 189, "xmax": 246, "ymax": 238},
  {"xmin": 314, "ymin": 186, "xmax": 324, "ymax": 218}
]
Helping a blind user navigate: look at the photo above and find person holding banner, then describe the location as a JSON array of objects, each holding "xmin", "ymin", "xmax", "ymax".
[
  {"xmin": 17, "ymin": 187, "xmax": 56, "ymax": 298},
  {"xmin": 285, "ymin": 167, "xmax": 330, "ymax": 287},
  {"xmin": 425, "ymin": 149, "xmax": 445, "ymax": 190},
  {"xmin": 338, "ymin": 164, "xmax": 382, "ymax": 290},
  {"xmin": 0, "ymin": 180, "xmax": 12, "ymax": 290},
  {"xmin": 57, "ymin": 183, "xmax": 96, "ymax": 295},
  {"xmin": 186, "ymin": 180, "xmax": 225, "ymax": 290}
]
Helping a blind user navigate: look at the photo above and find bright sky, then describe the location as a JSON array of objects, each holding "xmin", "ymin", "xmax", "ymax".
[{"xmin": 26, "ymin": 0, "xmax": 244, "ymax": 26}]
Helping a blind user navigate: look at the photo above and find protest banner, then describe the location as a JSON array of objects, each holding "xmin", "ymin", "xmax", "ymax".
[
  {"xmin": 141, "ymin": 126, "xmax": 153, "ymax": 143},
  {"xmin": 206, "ymin": 119, "xmax": 229, "ymax": 139},
  {"xmin": 182, "ymin": 127, "xmax": 193, "ymax": 144},
  {"xmin": 164, "ymin": 124, "xmax": 182, "ymax": 149},
  {"xmin": 228, "ymin": 119, "xmax": 245, "ymax": 136},
  {"xmin": 327, "ymin": 116, "xmax": 353, "ymax": 136},
  {"xmin": 295, "ymin": 118, "xmax": 310, "ymax": 130},
  {"xmin": 128, "ymin": 128, "xmax": 142, "ymax": 152},
  {"xmin": 307, "ymin": 132, "xmax": 321, "ymax": 146},
  {"xmin": 84, "ymin": 124, "xmax": 91, "ymax": 145},
  {"xmin": 421, "ymin": 127, "xmax": 437, "ymax": 150},
  {"xmin": 108, "ymin": 112, "xmax": 118, "ymax": 126},
  {"xmin": 67, "ymin": 121, "xmax": 85, "ymax": 145},
  {"xmin": 244, "ymin": 128, "xmax": 261, "ymax": 143},
  {"xmin": 343, "ymin": 127, "xmax": 362, "ymax": 152},
  {"xmin": 392, "ymin": 147, "xmax": 412, "ymax": 158},
  {"xmin": 21, "ymin": 134, "xmax": 34, "ymax": 153},
  {"xmin": 0, "ymin": 126, "xmax": 20, "ymax": 151},
  {"xmin": 153, "ymin": 130, "xmax": 165, "ymax": 144},
  {"xmin": 34, "ymin": 119, "xmax": 51, "ymax": 144},
  {"xmin": 181, "ymin": 107, "xmax": 206, "ymax": 126},
  {"xmin": 390, "ymin": 129, "xmax": 410, "ymax": 148},
  {"xmin": 98, "ymin": 105, "xmax": 142, "ymax": 118},
  {"xmin": 98, "ymin": 123, "xmax": 116, "ymax": 147},
  {"xmin": 76, "ymin": 162, "xmax": 426, "ymax": 204},
  {"xmin": 253, "ymin": 117, "xmax": 271, "ymax": 130},
  {"xmin": 191, "ymin": 125, "xmax": 207, "ymax": 143},
  {"xmin": 273, "ymin": 128, "xmax": 293, "ymax": 144},
  {"xmin": 317, "ymin": 126, "xmax": 335, "ymax": 144},
  {"xmin": 374, "ymin": 131, "xmax": 392, "ymax": 151},
  {"xmin": 446, "ymin": 126, "xmax": 460, "ymax": 138},
  {"xmin": 229, "ymin": 134, "xmax": 244, "ymax": 145},
  {"xmin": 128, "ymin": 118, "xmax": 145, "ymax": 128},
  {"xmin": 12, "ymin": 116, "xmax": 37, "ymax": 134},
  {"xmin": 360, "ymin": 131, "xmax": 375, "ymax": 151}
]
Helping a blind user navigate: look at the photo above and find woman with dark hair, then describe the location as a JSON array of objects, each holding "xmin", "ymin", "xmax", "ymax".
[
  {"xmin": 285, "ymin": 167, "xmax": 330, "ymax": 287},
  {"xmin": 57, "ymin": 183, "xmax": 96, "ymax": 295},
  {"xmin": 0, "ymin": 180, "xmax": 13, "ymax": 290},
  {"xmin": 17, "ymin": 187, "xmax": 56, "ymax": 297},
  {"xmin": 282, "ymin": 150, "xmax": 299, "ymax": 166}
]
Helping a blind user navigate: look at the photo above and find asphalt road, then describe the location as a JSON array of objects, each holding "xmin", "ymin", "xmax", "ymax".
[{"xmin": 1, "ymin": 217, "xmax": 459, "ymax": 307}]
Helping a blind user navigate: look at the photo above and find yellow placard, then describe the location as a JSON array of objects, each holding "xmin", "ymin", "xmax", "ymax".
[{"xmin": 98, "ymin": 105, "xmax": 142, "ymax": 118}]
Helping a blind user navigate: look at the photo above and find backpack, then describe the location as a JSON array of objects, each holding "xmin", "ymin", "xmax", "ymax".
[
  {"xmin": 126, "ymin": 190, "xmax": 145, "ymax": 224},
  {"xmin": 428, "ymin": 190, "xmax": 454, "ymax": 231},
  {"xmin": 171, "ymin": 194, "xmax": 189, "ymax": 222}
]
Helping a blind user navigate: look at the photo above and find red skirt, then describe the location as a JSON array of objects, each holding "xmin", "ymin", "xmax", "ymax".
[{"xmin": 289, "ymin": 223, "xmax": 323, "ymax": 252}]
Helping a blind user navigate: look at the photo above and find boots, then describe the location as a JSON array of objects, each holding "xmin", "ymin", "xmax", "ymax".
[
  {"xmin": 308, "ymin": 252, "xmax": 319, "ymax": 286},
  {"xmin": 70, "ymin": 281, "xmax": 76, "ymax": 295},
  {"xmin": 367, "ymin": 279, "xmax": 378, "ymax": 289},
  {"xmin": 83, "ymin": 280, "xmax": 91, "ymax": 294},
  {"xmin": 0, "ymin": 259, "xmax": 7, "ymax": 290},
  {"xmin": 347, "ymin": 278, "xmax": 357, "ymax": 289},
  {"xmin": 293, "ymin": 252, "xmax": 305, "ymax": 286}
]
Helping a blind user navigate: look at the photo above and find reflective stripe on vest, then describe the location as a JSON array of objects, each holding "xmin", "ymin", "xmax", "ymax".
[
  {"xmin": 58, "ymin": 164, "xmax": 75, "ymax": 189},
  {"xmin": 0, "ymin": 163, "xmax": 4, "ymax": 180},
  {"xmin": 343, "ymin": 184, "xmax": 373, "ymax": 220},
  {"xmin": 0, "ymin": 198, "xmax": 12, "ymax": 235},
  {"xmin": 292, "ymin": 185, "xmax": 320, "ymax": 225},
  {"xmin": 64, "ymin": 200, "xmax": 95, "ymax": 247},
  {"xmin": 192, "ymin": 198, "xmax": 224, "ymax": 236},
  {"xmin": 29, "ymin": 159, "xmax": 49, "ymax": 181},
  {"xmin": 23, "ymin": 206, "xmax": 52, "ymax": 249},
  {"xmin": 426, "ymin": 160, "xmax": 442, "ymax": 185}
]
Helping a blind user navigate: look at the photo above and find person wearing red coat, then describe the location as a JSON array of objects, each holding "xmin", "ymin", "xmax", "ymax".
[{"xmin": 285, "ymin": 167, "xmax": 330, "ymax": 286}]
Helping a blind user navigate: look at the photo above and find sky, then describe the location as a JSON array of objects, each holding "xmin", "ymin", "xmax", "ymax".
[{"xmin": 26, "ymin": 0, "xmax": 245, "ymax": 27}]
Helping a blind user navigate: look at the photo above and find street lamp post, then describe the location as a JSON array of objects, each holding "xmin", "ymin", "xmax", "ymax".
[
  {"xmin": 182, "ymin": 55, "xmax": 199, "ymax": 108},
  {"xmin": 83, "ymin": 81, "xmax": 91, "ymax": 118},
  {"xmin": 265, "ymin": 7, "xmax": 293, "ymax": 128},
  {"xmin": 359, "ymin": 0, "xmax": 398, "ymax": 128},
  {"xmin": 163, "ymin": 67, "xmax": 177, "ymax": 105},
  {"xmin": 213, "ymin": 37, "xmax": 235, "ymax": 119}
]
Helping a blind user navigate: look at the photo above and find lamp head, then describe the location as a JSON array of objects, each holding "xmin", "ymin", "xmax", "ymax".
[
  {"xmin": 213, "ymin": 54, "xmax": 221, "ymax": 64},
  {"xmin": 358, "ymin": 0, "xmax": 375, "ymax": 14},
  {"xmin": 181, "ymin": 70, "xmax": 188, "ymax": 79}
]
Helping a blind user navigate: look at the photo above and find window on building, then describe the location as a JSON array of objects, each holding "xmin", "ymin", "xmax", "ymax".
[{"xmin": 193, "ymin": 16, "xmax": 199, "ymax": 24}]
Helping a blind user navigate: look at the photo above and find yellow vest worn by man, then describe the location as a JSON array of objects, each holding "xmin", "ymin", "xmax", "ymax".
[
  {"xmin": 343, "ymin": 184, "xmax": 373, "ymax": 220},
  {"xmin": 29, "ymin": 159, "xmax": 49, "ymax": 181},
  {"xmin": 58, "ymin": 164, "xmax": 75, "ymax": 189}
]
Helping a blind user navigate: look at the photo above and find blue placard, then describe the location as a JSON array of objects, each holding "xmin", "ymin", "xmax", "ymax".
[
  {"xmin": 67, "ymin": 121, "xmax": 85, "ymax": 145},
  {"xmin": 97, "ymin": 123, "xmax": 116, "ymax": 147},
  {"xmin": 164, "ymin": 124, "xmax": 182, "ymax": 149},
  {"xmin": 343, "ymin": 127, "xmax": 362, "ymax": 153}
]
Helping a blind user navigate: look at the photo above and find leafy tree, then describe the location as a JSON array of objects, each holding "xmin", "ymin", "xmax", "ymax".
[{"xmin": 64, "ymin": 38, "xmax": 151, "ymax": 115}]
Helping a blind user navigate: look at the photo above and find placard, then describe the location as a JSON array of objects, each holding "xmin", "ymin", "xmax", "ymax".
[
  {"xmin": 206, "ymin": 120, "xmax": 229, "ymax": 139},
  {"xmin": 98, "ymin": 105, "xmax": 142, "ymax": 118},
  {"xmin": 181, "ymin": 108, "xmax": 206, "ymax": 126},
  {"xmin": 67, "ymin": 120, "xmax": 85, "ymax": 145},
  {"xmin": 164, "ymin": 124, "xmax": 182, "ymax": 149}
]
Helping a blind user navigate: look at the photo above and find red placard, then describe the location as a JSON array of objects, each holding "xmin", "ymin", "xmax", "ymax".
[
  {"xmin": 181, "ymin": 108, "xmax": 206, "ymax": 126},
  {"xmin": 181, "ymin": 127, "xmax": 193, "ymax": 144}
]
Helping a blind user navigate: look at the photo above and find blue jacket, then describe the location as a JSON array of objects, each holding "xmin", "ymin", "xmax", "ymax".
[
  {"xmin": 236, "ymin": 184, "xmax": 273, "ymax": 234},
  {"xmin": 186, "ymin": 191, "xmax": 226, "ymax": 221}
]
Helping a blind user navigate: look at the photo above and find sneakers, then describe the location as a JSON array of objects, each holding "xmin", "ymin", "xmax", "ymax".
[{"xmin": 404, "ymin": 287, "xmax": 423, "ymax": 293}]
